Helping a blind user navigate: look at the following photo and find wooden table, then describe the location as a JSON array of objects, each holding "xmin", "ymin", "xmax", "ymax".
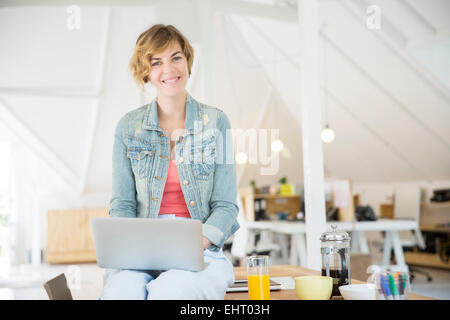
[{"xmin": 225, "ymin": 265, "xmax": 434, "ymax": 300}]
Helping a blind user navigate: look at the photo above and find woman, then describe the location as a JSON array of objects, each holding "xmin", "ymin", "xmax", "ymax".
[{"xmin": 99, "ymin": 24, "xmax": 240, "ymax": 300}]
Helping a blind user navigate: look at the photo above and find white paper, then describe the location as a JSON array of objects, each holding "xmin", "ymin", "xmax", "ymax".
[
  {"xmin": 333, "ymin": 180, "xmax": 350, "ymax": 208},
  {"xmin": 324, "ymin": 183, "xmax": 332, "ymax": 202},
  {"xmin": 271, "ymin": 277, "xmax": 296, "ymax": 290}
]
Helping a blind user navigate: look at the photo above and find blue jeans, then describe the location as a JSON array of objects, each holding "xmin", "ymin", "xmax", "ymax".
[{"xmin": 99, "ymin": 214, "xmax": 235, "ymax": 300}]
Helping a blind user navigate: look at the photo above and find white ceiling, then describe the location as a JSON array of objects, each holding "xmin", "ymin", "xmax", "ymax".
[{"xmin": 0, "ymin": 0, "xmax": 449, "ymax": 198}]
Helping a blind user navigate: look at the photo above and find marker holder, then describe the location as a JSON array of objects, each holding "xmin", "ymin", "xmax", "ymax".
[{"xmin": 374, "ymin": 272, "xmax": 411, "ymax": 300}]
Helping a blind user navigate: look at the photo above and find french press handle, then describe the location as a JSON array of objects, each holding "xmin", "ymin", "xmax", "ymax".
[{"xmin": 338, "ymin": 248, "xmax": 347, "ymax": 284}]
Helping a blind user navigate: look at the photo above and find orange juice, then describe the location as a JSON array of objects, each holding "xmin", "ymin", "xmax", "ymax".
[{"xmin": 247, "ymin": 274, "xmax": 271, "ymax": 300}]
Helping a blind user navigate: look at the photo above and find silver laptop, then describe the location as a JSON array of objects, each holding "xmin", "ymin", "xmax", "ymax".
[{"xmin": 91, "ymin": 217, "xmax": 205, "ymax": 272}]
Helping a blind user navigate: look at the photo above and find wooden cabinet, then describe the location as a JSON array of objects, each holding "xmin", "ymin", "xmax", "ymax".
[
  {"xmin": 45, "ymin": 208, "xmax": 108, "ymax": 264},
  {"xmin": 420, "ymin": 202, "xmax": 450, "ymax": 225},
  {"xmin": 255, "ymin": 194, "xmax": 301, "ymax": 220},
  {"xmin": 239, "ymin": 192, "xmax": 301, "ymax": 222},
  {"xmin": 380, "ymin": 203, "xmax": 394, "ymax": 219}
]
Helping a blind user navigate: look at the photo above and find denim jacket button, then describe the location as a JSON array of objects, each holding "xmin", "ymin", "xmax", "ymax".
[
  {"xmin": 183, "ymin": 180, "xmax": 189, "ymax": 185},
  {"xmin": 189, "ymin": 201, "xmax": 195, "ymax": 206}
]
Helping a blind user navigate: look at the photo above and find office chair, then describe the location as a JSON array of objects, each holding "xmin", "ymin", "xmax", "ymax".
[{"xmin": 43, "ymin": 273, "xmax": 73, "ymax": 300}]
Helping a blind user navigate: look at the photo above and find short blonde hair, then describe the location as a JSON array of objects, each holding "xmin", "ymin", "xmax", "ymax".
[{"xmin": 129, "ymin": 24, "xmax": 194, "ymax": 91}]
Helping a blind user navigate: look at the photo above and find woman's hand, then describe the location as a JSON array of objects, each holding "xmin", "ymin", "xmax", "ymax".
[{"xmin": 202, "ymin": 236, "xmax": 212, "ymax": 250}]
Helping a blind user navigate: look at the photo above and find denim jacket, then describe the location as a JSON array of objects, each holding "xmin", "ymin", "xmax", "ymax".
[{"xmin": 109, "ymin": 92, "xmax": 240, "ymax": 250}]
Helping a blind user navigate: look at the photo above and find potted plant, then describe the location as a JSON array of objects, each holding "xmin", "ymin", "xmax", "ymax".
[
  {"xmin": 250, "ymin": 180, "xmax": 256, "ymax": 194},
  {"xmin": 279, "ymin": 176, "xmax": 294, "ymax": 196}
]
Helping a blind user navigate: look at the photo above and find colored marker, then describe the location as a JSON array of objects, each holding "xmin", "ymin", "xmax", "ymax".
[
  {"xmin": 402, "ymin": 273, "xmax": 409, "ymax": 299},
  {"xmin": 388, "ymin": 274, "xmax": 400, "ymax": 300},
  {"xmin": 381, "ymin": 274, "xmax": 393, "ymax": 300},
  {"xmin": 377, "ymin": 274, "xmax": 385, "ymax": 300},
  {"xmin": 397, "ymin": 274, "xmax": 405, "ymax": 300}
]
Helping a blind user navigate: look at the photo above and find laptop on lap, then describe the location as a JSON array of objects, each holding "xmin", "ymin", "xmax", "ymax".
[{"xmin": 91, "ymin": 217, "xmax": 205, "ymax": 272}]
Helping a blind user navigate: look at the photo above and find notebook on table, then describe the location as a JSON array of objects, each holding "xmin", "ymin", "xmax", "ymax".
[{"xmin": 226, "ymin": 279, "xmax": 282, "ymax": 292}]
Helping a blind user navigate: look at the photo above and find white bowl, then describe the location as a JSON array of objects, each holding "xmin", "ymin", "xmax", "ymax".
[{"xmin": 339, "ymin": 284, "xmax": 376, "ymax": 300}]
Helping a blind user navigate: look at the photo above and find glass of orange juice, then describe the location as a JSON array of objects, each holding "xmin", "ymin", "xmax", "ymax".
[{"xmin": 246, "ymin": 255, "xmax": 271, "ymax": 300}]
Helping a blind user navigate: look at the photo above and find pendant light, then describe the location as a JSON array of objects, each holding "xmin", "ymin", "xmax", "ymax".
[
  {"xmin": 271, "ymin": 50, "xmax": 284, "ymax": 153},
  {"xmin": 321, "ymin": 124, "xmax": 335, "ymax": 143},
  {"xmin": 235, "ymin": 152, "xmax": 248, "ymax": 165},
  {"xmin": 271, "ymin": 139, "xmax": 284, "ymax": 153},
  {"xmin": 320, "ymin": 23, "xmax": 335, "ymax": 144}
]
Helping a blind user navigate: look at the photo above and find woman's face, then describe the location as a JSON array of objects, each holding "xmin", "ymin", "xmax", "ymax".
[{"xmin": 149, "ymin": 41, "xmax": 189, "ymax": 98}]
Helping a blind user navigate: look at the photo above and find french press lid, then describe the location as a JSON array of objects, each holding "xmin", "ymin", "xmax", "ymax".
[{"xmin": 320, "ymin": 224, "xmax": 351, "ymax": 242}]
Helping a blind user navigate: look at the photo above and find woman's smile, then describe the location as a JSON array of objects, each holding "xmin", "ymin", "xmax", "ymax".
[{"xmin": 162, "ymin": 76, "xmax": 181, "ymax": 86}]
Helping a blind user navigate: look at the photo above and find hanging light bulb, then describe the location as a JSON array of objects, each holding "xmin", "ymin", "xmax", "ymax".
[
  {"xmin": 321, "ymin": 124, "xmax": 335, "ymax": 143},
  {"xmin": 271, "ymin": 139, "xmax": 284, "ymax": 153},
  {"xmin": 235, "ymin": 152, "xmax": 248, "ymax": 164},
  {"xmin": 320, "ymin": 24, "xmax": 335, "ymax": 145},
  {"xmin": 270, "ymin": 52, "xmax": 285, "ymax": 155}
]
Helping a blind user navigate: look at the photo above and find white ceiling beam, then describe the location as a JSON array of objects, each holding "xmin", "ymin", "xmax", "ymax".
[
  {"xmin": 78, "ymin": 7, "xmax": 112, "ymax": 196},
  {"xmin": 242, "ymin": 16, "xmax": 301, "ymax": 70},
  {"xmin": 398, "ymin": 0, "xmax": 450, "ymax": 48},
  {"xmin": 297, "ymin": 0, "xmax": 326, "ymax": 271},
  {"xmin": 235, "ymin": 93, "xmax": 273, "ymax": 187},
  {"xmin": 341, "ymin": 0, "xmax": 450, "ymax": 104},
  {"xmin": 346, "ymin": 0, "xmax": 408, "ymax": 48},
  {"xmin": 0, "ymin": 97, "xmax": 79, "ymax": 189},
  {"xmin": 399, "ymin": 0, "xmax": 437, "ymax": 35},
  {"xmin": 246, "ymin": 16, "xmax": 428, "ymax": 180},
  {"xmin": 198, "ymin": 0, "xmax": 214, "ymax": 105},
  {"xmin": 185, "ymin": 43, "xmax": 202, "ymax": 97},
  {"xmin": 323, "ymin": 30, "xmax": 450, "ymax": 156},
  {"xmin": 230, "ymin": 15, "xmax": 336, "ymax": 178},
  {"xmin": 0, "ymin": 0, "xmax": 159, "ymax": 6},
  {"xmin": 222, "ymin": 14, "xmax": 274, "ymax": 186},
  {"xmin": 323, "ymin": 87, "xmax": 431, "ymax": 181},
  {"xmin": 406, "ymin": 26, "xmax": 450, "ymax": 49},
  {"xmin": 239, "ymin": 7, "xmax": 438, "ymax": 181},
  {"xmin": 0, "ymin": 7, "xmax": 111, "ymax": 197},
  {"xmin": 1, "ymin": 0, "xmax": 298, "ymax": 22},
  {"xmin": 0, "ymin": 87, "xmax": 98, "ymax": 99}
]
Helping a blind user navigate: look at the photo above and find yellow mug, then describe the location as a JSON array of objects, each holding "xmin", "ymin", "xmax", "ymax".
[{"xmin": 295, "ymin": 276, "xmax": 333, "ymax": 300}]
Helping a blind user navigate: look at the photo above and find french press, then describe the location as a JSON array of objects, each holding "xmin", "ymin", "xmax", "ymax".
[{"xmin": 320, "ymin": 224, "xmax": 351, "ymax": 296}]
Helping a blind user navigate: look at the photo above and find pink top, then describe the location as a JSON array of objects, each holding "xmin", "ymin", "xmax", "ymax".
[{"xmin": 159, "ymin": 160, "xmax": 191, "ymax": 218}]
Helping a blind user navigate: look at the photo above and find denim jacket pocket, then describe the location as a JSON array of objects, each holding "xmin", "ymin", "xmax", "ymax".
[
  {"xmin": 190, "ymin": 136, "xmax": 216, "ymax": 180},
  {"xmin": 126, "ymin": 146, "xmax": 155, "ymax": 179}
]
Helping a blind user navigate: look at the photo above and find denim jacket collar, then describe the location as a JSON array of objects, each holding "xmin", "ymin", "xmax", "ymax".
[{"xmin": 142, "ymin": 91, "xmax": 202, "ymax": 134}]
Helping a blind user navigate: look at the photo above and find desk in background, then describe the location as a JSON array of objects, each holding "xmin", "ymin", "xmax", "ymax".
[{"xmin": 246, "ymin": 219, "xmax": 418, "ymax": 268}]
